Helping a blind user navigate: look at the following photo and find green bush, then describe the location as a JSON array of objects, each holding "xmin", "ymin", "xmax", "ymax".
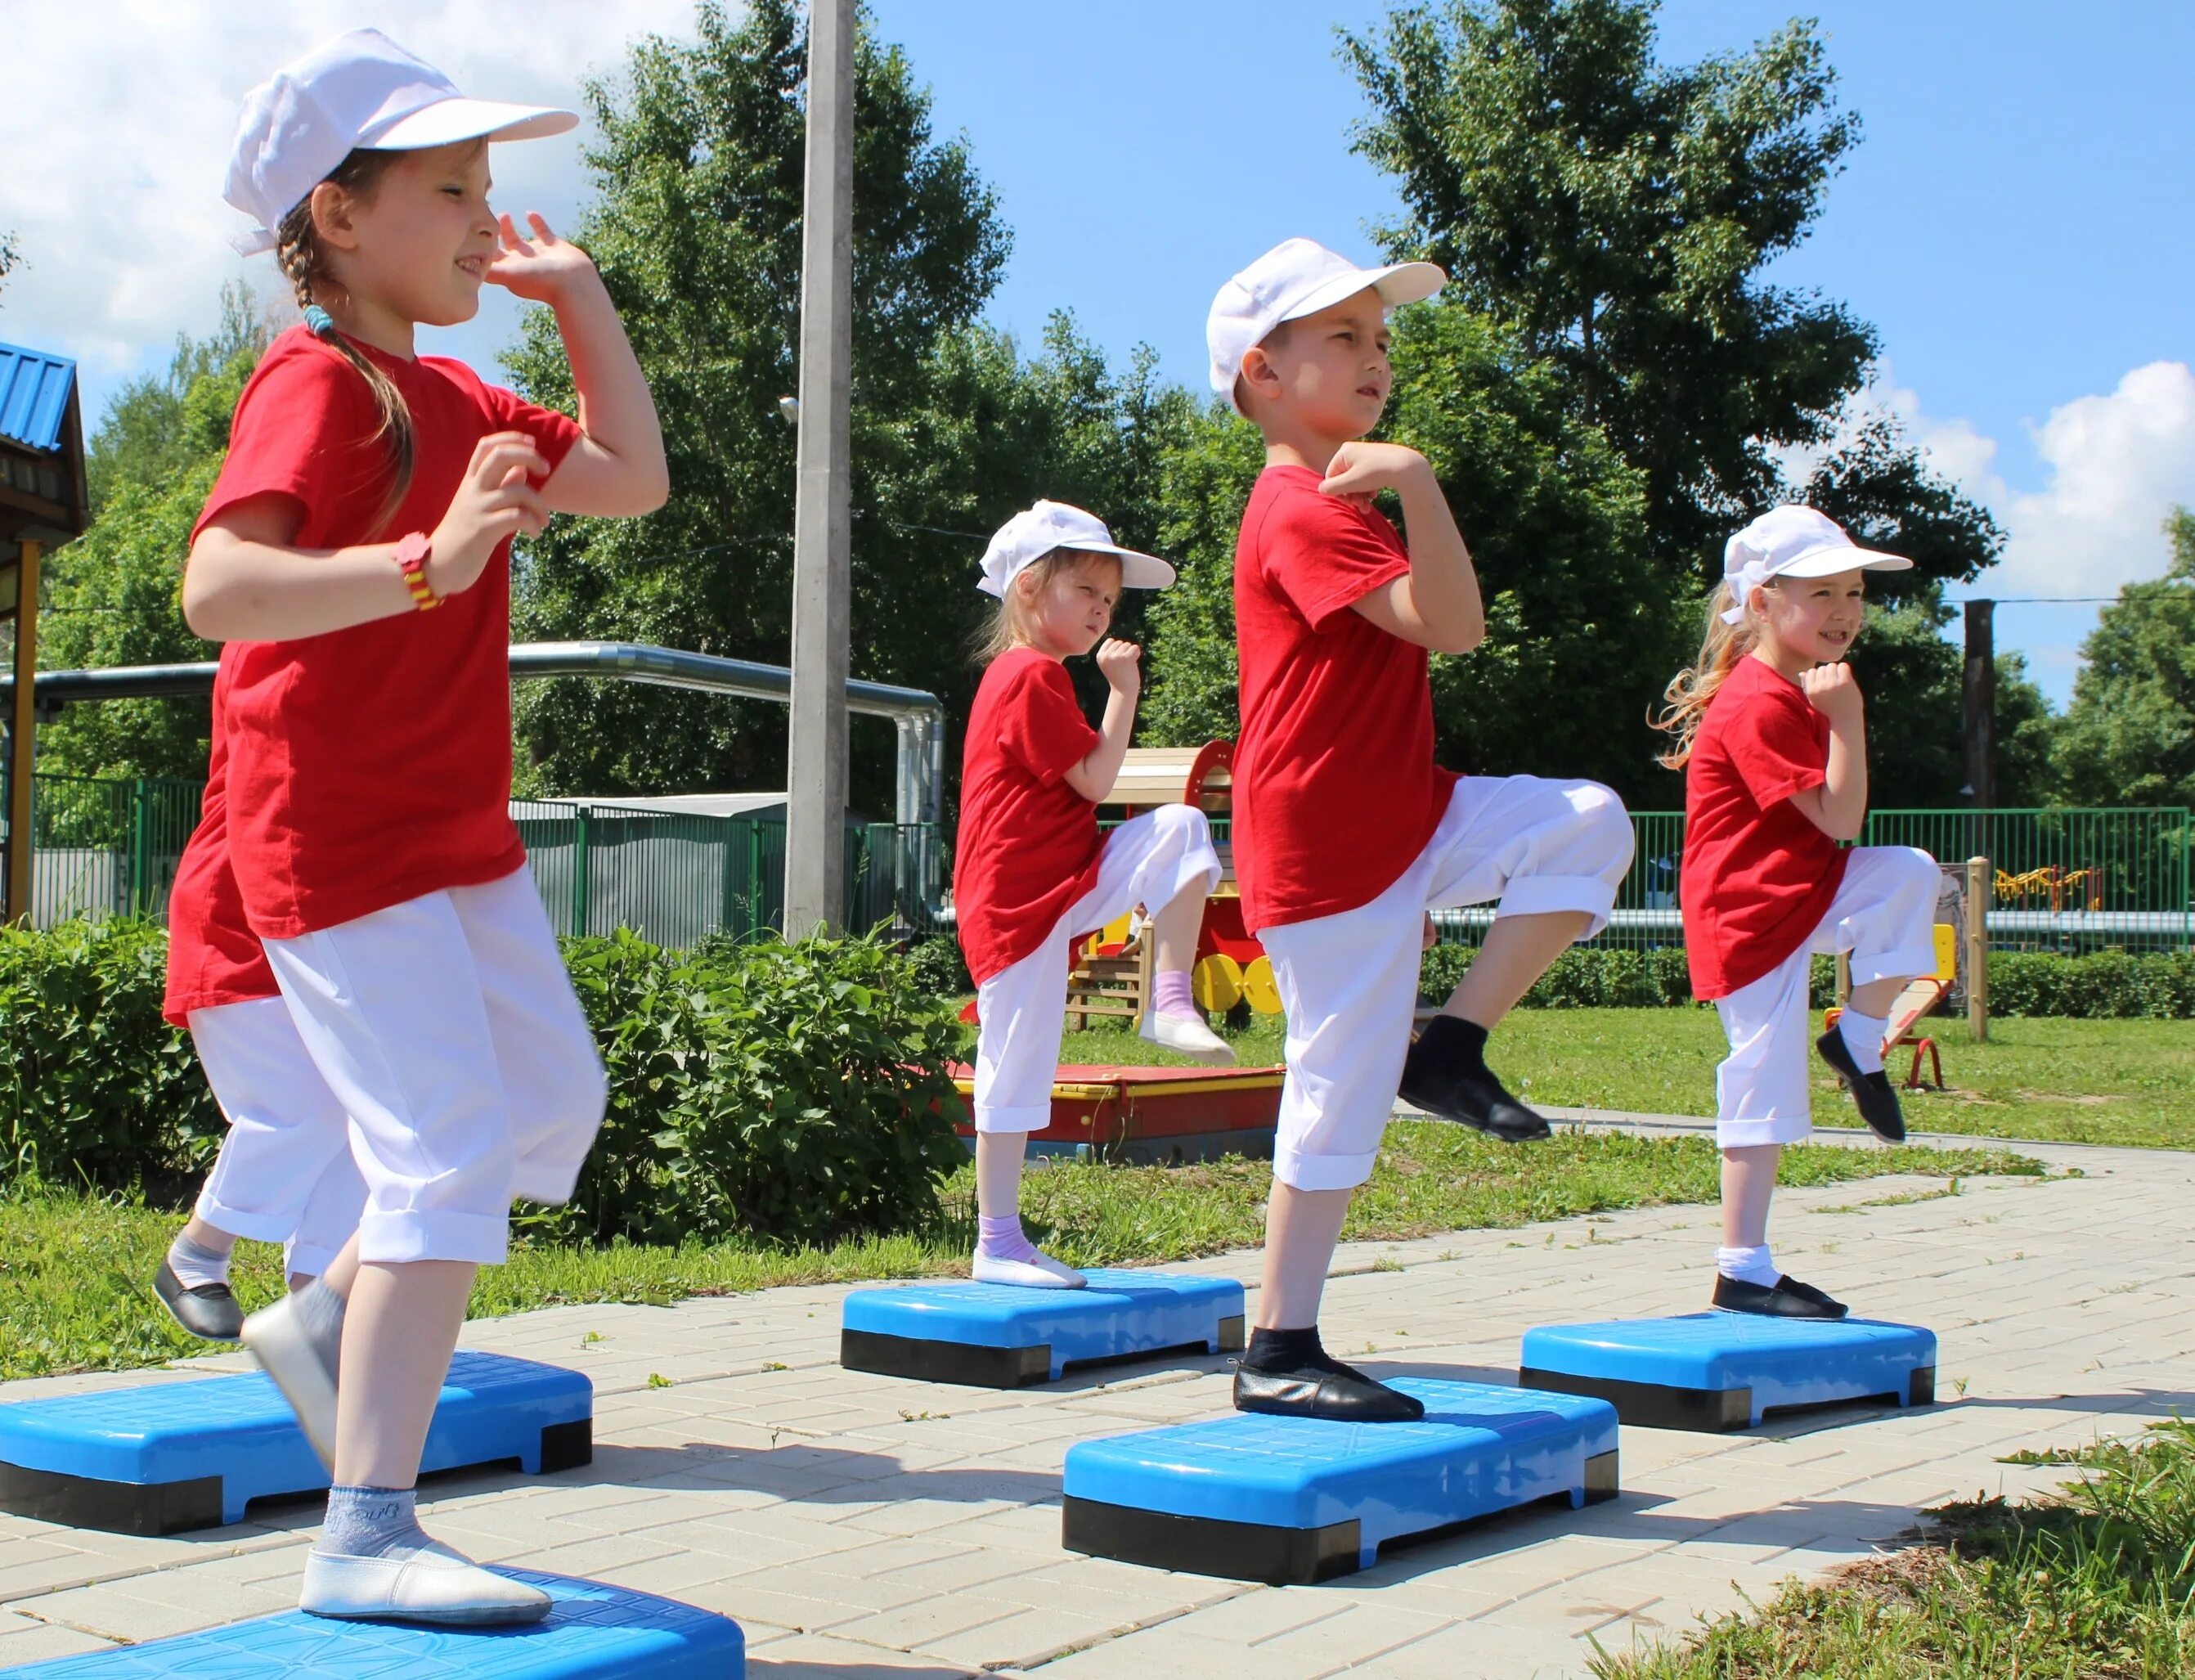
[
  {"xmin": 1419, "ymin": 942, "xmax": 1697, "ymax": 1008},
  {"xmin": 1988, "ymin": 950, "xmax": 2195, "ymax": 1019},
  {"xmin": 1, "ymin": 917, "xmax": 972, "ymax": 1247},
  {"xmin": 903, "ymin": 934, "xmax": 972, "ymax": 1001},
  {"xmin": 0, "ymin": 917, "xmax": 222, "ymax": 1189},
  {"xmin": 649, "ymin": 931, "xmax": 972, "ymax": 1246}
]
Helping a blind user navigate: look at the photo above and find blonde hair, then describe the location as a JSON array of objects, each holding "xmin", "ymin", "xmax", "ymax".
[
  {"xmin": 273, "ymin": 149, "xmax": 418, "ymax": 532},
  {"xmin": 1651, "ymin": 579, "xmax": 1777, "ymax": 769},
  {"xmin": 970, "ymin": 548, "xmax": 1120, "ymax": 665}
]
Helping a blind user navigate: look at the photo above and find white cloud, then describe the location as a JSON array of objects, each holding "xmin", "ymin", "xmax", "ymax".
[{"xmin": 0, "ymin": 2, "xmax": 697, "ymax": 395}]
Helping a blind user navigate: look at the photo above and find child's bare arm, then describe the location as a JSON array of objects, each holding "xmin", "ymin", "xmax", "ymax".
[
  {"xmin": 183, "ymin": 433, "xmax": 550, "ymax": 642},
  {"xmin": 1323, "ymin": 442, "xmax": 1484, "ymax": 654},
  {"xmin": 1787, "ymin": 664, "xmax": 1870, "ymax": 842},
  {"xmin": 1062, "ymin": 640, "xmax": 1141, "ymax": 803},
  {"xmin": 491, "ymin": 214, "xmax": 668, "ymax": 519}
]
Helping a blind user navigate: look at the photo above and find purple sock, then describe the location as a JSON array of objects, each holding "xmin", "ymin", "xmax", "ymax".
[
  {"xmin": 976, "ymin": 1214, "xmax": 1039, "ymax": 1263},
  {"xmin": 1152, "ymin": 970, "xmax": 1196, "ymax": 1019}
]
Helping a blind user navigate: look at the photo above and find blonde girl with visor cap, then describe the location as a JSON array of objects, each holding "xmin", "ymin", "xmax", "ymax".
[
  {"xmin": 185, "ymin": 29, "xmax": 666, "ymax": 1625},
  {"xmin": 957, "ymin": 502, "xmax": 1232, "ymax": 1289},
  {"xmin": 1657, "ymin": 505, "xmax": 1941, "ymax": 1322}
]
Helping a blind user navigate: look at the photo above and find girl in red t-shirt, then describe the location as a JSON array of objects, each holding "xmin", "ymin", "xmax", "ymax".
[
  {"xmin": 956, "ymin": 501, "xmax": 1232, "ymax": 1288},
  {"xmin": 181, "ymin": 33, "xmax": 667, "ymax": 1626},
  {"xmin": 1658, "ymin": 505, "xmax": 1941, "ymax": 1321}
]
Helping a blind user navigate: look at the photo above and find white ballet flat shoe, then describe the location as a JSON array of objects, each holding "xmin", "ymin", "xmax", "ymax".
[
  {"xmin": 971, "ymin": 1250, "xmax": 1087, "ymax": 1289},
  {"xmin": 301, "ymin": 1540, "xmax": 553, "ymax": 1625},
  {"xmin": 1140, "ymin": 1009, "xmax": 1236, "ymax": 1065},
  {"xmin": 242, "ymin": 1293, "xmax": 339, "ymax": 1472}
]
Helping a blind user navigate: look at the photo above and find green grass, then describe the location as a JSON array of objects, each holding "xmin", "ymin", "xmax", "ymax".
[
  {"xmin": 0, "ymin": 1125, "xmax": 2039, "ymax": 1381},
  {"xmin": 1064, "ymin": 1009, "xmax": 2195, "ymax": 1149},
  {"xmin": 1594, "ymin": 1418, "xmax": 2195, "ymax": 1679}
]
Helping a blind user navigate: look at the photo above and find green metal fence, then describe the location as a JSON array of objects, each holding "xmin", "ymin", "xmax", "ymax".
[
  {"xmin": 1429, "ymin": 807, "xmax": 2193, "ymax": 955},
  {"xmin": 16, "ymin": 772, "xmax": 2185, "ymax": 956},
  {"xmin": 3, "ymin": 774, "xmax": 204, "ymax": 928}
]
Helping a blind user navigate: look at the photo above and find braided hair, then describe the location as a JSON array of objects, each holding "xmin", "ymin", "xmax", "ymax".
[{"xmin": 273, "ymin": 149, "xmax": 416, "ymax": 532}]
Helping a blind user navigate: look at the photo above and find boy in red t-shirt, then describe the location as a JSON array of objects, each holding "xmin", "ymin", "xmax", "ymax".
[
  {"xmin": 1210, "ymin": 239, "xmax": 1636, "ymax": 1422},
  {"xmin": 957, "ymin": 501, "xmax": 1232, "ymax": 1288},
  {"xmin": 1659, "ymin": 505, "xmax": 1940, "ymax": 1319}
]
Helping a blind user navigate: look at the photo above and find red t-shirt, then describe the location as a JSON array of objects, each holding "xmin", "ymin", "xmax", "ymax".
[
  {"xmin": 162, "ymin": 681, "xmax": 277, "ymax": 1026},
  {"xmin": 191, "ymin": 327, "xmax": 582, "ymax": 939},
  {"xmin": 1681, "ymin": 656, "xmax": 1850, "ymax": 999},
  {"xmin": 954, "ymin": 648, "xmax": 1104, "ymax": 985},
  {"xmin": 1232, "ymin": 465, "xmax": 1458, "ymax": 932}
]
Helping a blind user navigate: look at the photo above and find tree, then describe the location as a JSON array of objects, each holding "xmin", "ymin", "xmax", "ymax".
[
  {"xmin": 33, "ymin": 301, "xmax": 267, "ymax": 782},
  {"xmin": 84, "ymin": 285, "xmax": 271, "ymax": 515},
  {"xmin": 1342, "ymin": 0, "xmax": 1997, "ymax": 591},
  {"xmin": 507, "ymin": 0, "xmax": 1169, "ymax": 814},
  {"xmin": 1143, "ymin": 302, "xmax": 1686, "ymax": 805},
  {"xmin": 2054, "ymin": 509, "xmax": 2195, "ymax": 808},
  {"xmin": 0, "ymin": 231, "xmax": 17, "ymax": 300}
]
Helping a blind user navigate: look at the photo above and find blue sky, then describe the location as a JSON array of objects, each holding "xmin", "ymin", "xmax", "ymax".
[{"xmin": 7, "ymin": 2, "xmax": 2189, "ymax": 706}]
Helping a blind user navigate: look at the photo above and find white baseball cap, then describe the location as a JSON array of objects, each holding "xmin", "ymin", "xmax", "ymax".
[
  {"xmin": 1207, "ymin": 237, "xmax": 1446, "ymax": 415},
  {"xmin": 1721, "ymin": 505, "xmax": 1913, "ymax": 624},
  {"xmin": 224, "ymin": 29, "xmax": 577, "ymax": 256},
  {"xmin": 978, "ymin": 501, "xmax": 1176, "ymax": 598}
]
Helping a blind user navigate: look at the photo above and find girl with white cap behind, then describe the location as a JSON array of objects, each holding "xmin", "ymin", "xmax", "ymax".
[
  {"xmin": 1657, "ymin": 505, "xmax": 1941, "ymax": 1320},
  {"xmin": 182, "ymin": 29, "xmax": 666, "ymax": 1625},
  {"xmin": 956, "ymin": 501, "xmax": 1232, "ymax": 1288}
]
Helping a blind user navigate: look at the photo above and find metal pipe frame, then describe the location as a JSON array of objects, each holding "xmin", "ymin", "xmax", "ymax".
[{"xmin": 2, "ymin": 640, "xmax": 946, "ymax": 830}]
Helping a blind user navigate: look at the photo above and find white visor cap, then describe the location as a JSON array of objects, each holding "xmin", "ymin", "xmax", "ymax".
[
  {"xmin": 1721, "ymin": 505, "xmax": 1914, "ymax": 625},
  {"xmin": 1207, "ymin": 237, "xmax": 1446, "ymax": 416},
  {"xmin": 978, "ymin": 501, "xmax": 1177, "ymax": 598},
  {"xmin": 224, "ymin": 29, "xmax": 577, "ymax": 255}
]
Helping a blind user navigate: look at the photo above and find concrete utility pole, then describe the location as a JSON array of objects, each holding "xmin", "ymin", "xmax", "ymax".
[
  {"xmin": 783, "ymin": 0, "xmax": 856, "ymax": 937},
  {"xmin": 1962, "ymin": 599, "xmax": 1996, "ymax": 810}
]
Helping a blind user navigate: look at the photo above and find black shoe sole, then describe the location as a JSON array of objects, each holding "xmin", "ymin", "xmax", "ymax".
[
  {"xmin": 1396, "ymin": 1078, "xmax": 1553, "ymax": 1143},
  {"xmin": 1815, "ymin": 1031, "xmax": 1907, "ymax": 1142},
  {"xmin": 1712, "ymin": 1276, "xmax": 1850, "ymax": 1320}
]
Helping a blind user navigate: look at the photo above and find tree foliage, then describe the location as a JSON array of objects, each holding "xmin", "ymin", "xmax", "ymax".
[
  {"xmin": 503, "ymin": 0, "xmax": 1171, "ymax": 813},
  {"xmin": 2054, "ymin": 509, "xmax": 2195, "ymax": 808},
  {"xmin": 1341, "ymin": 0, "xmax": 1998, "ymax": 594}
]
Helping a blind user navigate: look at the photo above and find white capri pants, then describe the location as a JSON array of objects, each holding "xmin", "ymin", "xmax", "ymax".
[
  {"xmin": 1713, "ymin": 845, "xmax": 1941, "ymax": 1148},
  {"xmin": 263, "ymin": 866, "xmax": 608, "ymax": 1266},
  {"xmin": 973, "ymin": 805, "xmax": 1223, "ymax": 1134},
  {"xmin": 1261, "ymin": 775, "xmax": 1635, "ymax": 1192},
  {"xmin": 191, "ymin": 995, "xmax": 366, "ymax": 1279}
]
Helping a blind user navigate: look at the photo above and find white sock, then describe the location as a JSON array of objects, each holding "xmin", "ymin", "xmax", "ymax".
[
  {"xmin": 1717, "ymin": 1244, "xmax": 1779, "ymax": 1287},
  {"xmin": 1838, "ymin": 1008, "xmax": 1888, "ymax": 1076},
  {"xmin": 165, "ymin": 1230, "xmax": 231, "ymax": 1291}
]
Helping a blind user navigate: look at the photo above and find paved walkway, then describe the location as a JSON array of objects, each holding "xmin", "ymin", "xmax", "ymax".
[{"xmin": 3, "ymin": 1119, "xmax": 2192, "ymax": 1678}]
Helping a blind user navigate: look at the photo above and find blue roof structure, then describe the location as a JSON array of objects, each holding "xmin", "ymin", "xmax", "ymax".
[{"xmin": 0, "ymin": 339, "xmax": 79, "ymax": 455}]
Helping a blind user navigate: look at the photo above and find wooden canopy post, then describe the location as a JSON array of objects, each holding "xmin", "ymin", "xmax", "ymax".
[{"xmin": 2, "ymin": 538, "xmax": 38, "ymax": 923}]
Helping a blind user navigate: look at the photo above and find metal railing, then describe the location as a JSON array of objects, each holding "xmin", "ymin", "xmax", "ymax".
[{"xmin": 1428, "ymin": 806, "xmax": 2192, "ymax": 955}]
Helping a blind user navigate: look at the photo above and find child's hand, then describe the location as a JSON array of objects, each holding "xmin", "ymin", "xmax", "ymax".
[
  {"xmin": 487, "ymin": 213, "xmax": 600, "ymax": 305},
  {"xmin": 1318, "ymin": 442, "xmax": 1432, "ymax": 506},
  {"xmin": 1801, "ymin": 662, "xmax": 1865, "ymax": 725},
  {"xmin": 429, "ymin": 432, "xmax": 551, "ymax": 595},
  {"xmin": 1096, "ymin": 638, "xmax": 1142, "ymax": 699}
]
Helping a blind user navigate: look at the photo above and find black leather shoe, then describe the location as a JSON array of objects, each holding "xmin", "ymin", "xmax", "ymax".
[
  {"xmin": 1712, "ymin": 1273, "xmax": 1849, "ymax": 1320},
  {"xmin": 1398, "ymin": 1049, "xmax": 1551, "ymax": 1143},
  {"xmin": 1232, "ymin": 1361, "xmax": 1426, "ymax": 1422},
  {"xmin": 1816, "ymin": 1029, "xmax": 1907, "ymax": 1143},
  {"xmin": 155, "ymin": 1260, "xmax": 244, "ymax": 1341}
]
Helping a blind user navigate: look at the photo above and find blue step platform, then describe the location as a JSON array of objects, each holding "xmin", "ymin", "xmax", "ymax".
[
  {"xmin": 1061, "ymin": 1377, "xmax": 1618, "ymax": 1584},
  {"xmin": 841, "ymin": 1269, "xmax": 1246, "ymax": 1388},
  {"xmin": 0, "ymin": 1571, "xmax": 742, "ymax": 1678},
  {"xmin": 1519, "ymin": 1314, "xmax": 1937, "ymax": 1431},
  {"xmin": 0, "ymin": 1352, "xmax": 591, "ymax": 1536}
]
